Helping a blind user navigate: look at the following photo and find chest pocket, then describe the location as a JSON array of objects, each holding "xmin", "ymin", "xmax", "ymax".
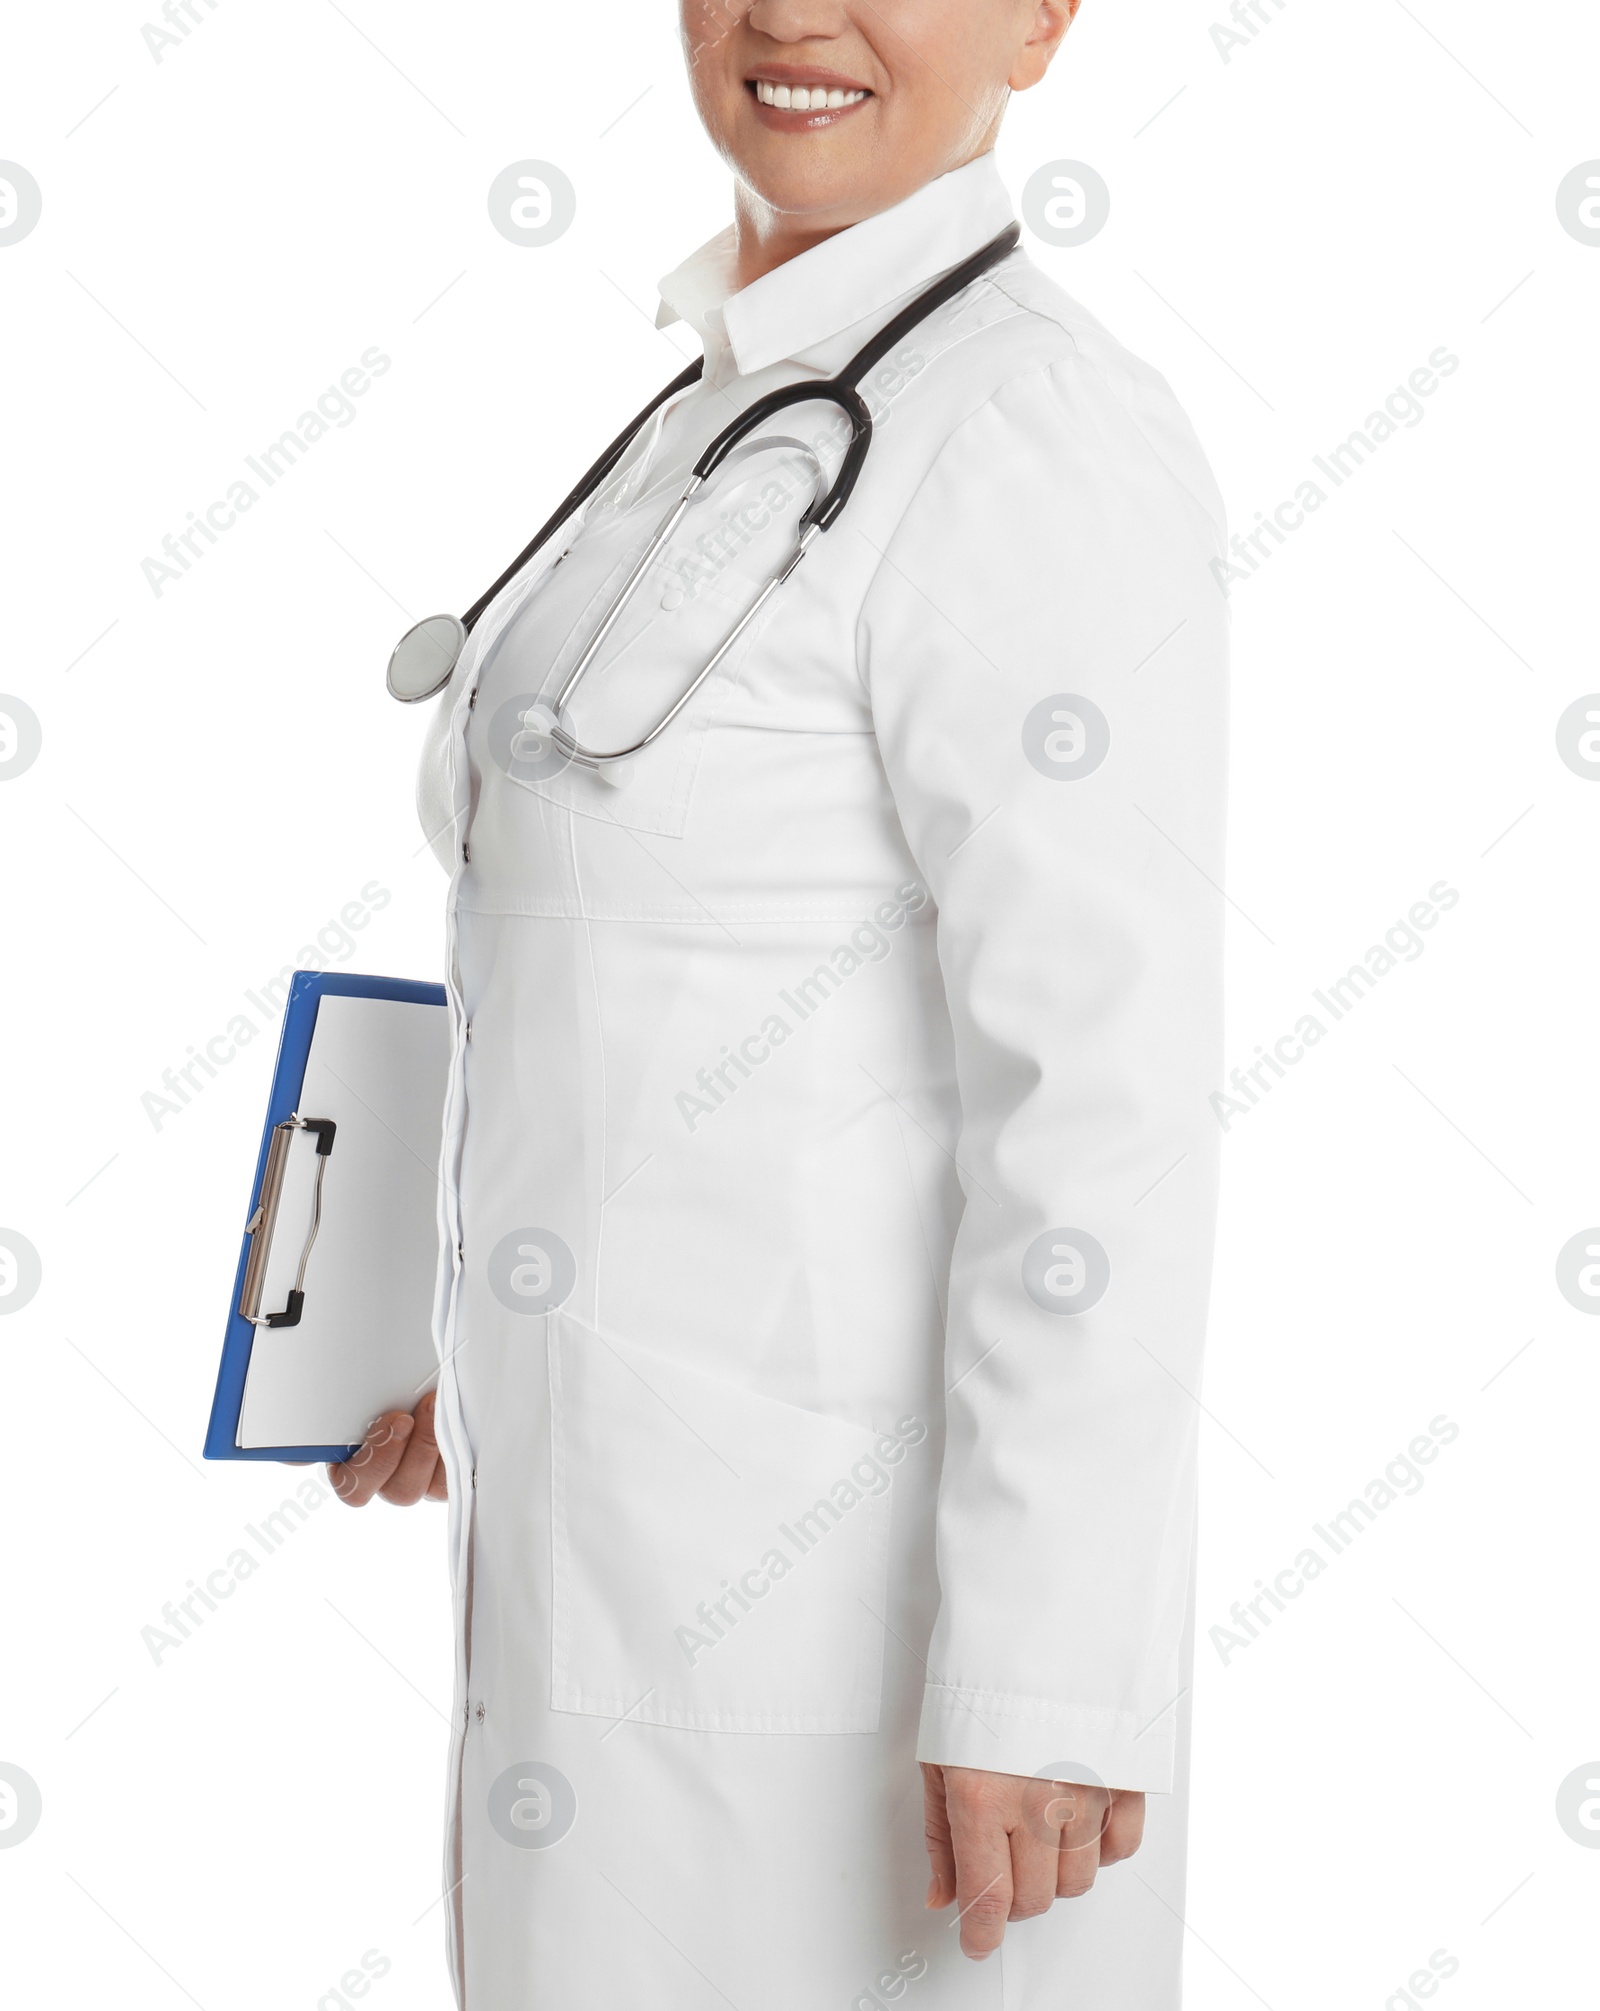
[{"xmin": 473, "ymin": 443, "xmax": 831, "ymax": 840}]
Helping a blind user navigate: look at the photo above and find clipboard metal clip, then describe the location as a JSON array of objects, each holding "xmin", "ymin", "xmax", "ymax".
[{"xmin": 238, "ymin": 1113, "xmax": 337, "ymax": 1331}]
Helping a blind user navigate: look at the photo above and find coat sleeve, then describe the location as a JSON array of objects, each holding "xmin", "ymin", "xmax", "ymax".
[{"xmin": 858, "ymin": 348, "xmax": 1229, "ymax": 1793}]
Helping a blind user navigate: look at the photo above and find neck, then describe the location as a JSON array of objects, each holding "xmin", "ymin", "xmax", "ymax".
[
  {"xmin": 728, "ymin": 145, "xmax": 997, "ymax": 290},
  {"xmin": 730, "ymin": 191, "xmax": 852, "ymax": 289}
]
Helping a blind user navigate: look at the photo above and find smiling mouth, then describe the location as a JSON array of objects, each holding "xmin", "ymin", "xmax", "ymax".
[{"xmin": 747, "ymin": 76, "xmax": 872, "ymax": 117}]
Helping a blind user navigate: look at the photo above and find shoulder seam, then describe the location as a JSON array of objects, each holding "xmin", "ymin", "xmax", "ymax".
[
  {"xmin": 851, "ymin": 350, "xmax": 1070, "ymax": 695},
  {"xmin": 959, "ymin": 265, "xmax": 1229, "ymax": 546},
  {"xmin": 986, "ymin": 262, "xmax": 1084, "ymax": 353}
]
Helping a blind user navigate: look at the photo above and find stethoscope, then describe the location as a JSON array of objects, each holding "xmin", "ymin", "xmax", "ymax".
[{"xmin": 385, "ymin": 223, "xmax": 1020, "ymax": 769}]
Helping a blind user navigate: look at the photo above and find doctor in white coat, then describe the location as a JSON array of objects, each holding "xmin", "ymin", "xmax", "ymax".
[{"xmin": 333, "ymin": 2, "xmax": 1228, "ymax": 2005}]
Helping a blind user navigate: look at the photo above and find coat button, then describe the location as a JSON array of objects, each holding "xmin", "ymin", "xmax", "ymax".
[
  {"xmin": 475, "ymin": 1702, "xmax": 486, "ymax": 1724},
  {"xmin": 461, "ymin": 841, "xmax": 471, "ymax": 864}
]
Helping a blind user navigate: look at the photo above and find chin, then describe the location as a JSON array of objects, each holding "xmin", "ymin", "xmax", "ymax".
[
  {"xmin": 722, "ymin": 134, "xmax": 891, "ymax": 223},
  {"xmin": 743, "ymin": 166, "xmax": 863, "ymax": 219}
]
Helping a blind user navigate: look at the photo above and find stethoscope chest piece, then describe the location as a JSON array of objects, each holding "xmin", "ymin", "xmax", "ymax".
[{"xmin": 387, "ymin": 613, "xmax": 467, "ymax": 702}]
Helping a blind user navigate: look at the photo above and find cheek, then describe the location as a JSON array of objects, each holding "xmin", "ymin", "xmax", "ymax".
[
  {"xmin": 886, "ymin": 4, "xmax": 1005, "ymax": 108},
  {"xmin": 682, "ymin": 0, "xmax": 742, "ymax": 69},
  {"xmin": 683, "ymin": 21, "xmax": 743, "ymax": 124}
]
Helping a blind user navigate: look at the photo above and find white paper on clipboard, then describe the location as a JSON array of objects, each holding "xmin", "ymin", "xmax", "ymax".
[{"xmin": 237, "ymin": 993, "xmax": 450, "ymax": 1449}]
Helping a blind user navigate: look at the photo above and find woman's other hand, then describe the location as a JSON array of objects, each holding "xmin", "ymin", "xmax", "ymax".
[
  {"xmin": 921, "ymin": 1764, "xmax": 1144, "ymax": 1959},
  {"xmin": 328, "ymin": 1388, "xmax": 449, "ymax": 1506}
]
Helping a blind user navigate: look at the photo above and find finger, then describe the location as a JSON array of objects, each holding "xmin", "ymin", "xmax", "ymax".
[
  {"xmin": 1007, "ymin": 1797, "xmax": 1060, "ymax": 1922},
  {"xmin": 921, "ymin": 1764, "xmax": 957, "ymax": 1910},
  {"xmin": 1099, "ymin": 1790, "xmax": 1146, "ymax": 1866},
  {"xmin": 1035, "ymin": 1779, "xmax": 1106, "ymax": 1898},
  {"xmin": 328, "ymin": 1413, "xmax": 411, "ymax": 1506},
  {"xmin": 328, "ymin": 1411, "xmax": 414, "ymax": 1507},
  {"xmin": 425, "ymin": 1452, "xmax": 450, "ymax": 1502},
  {"xmin": 946, "ymin": 1779, "xmax": 1014, "ymax": 1959},
  {"xmin": 380, "ymin": 1391, "xmax": 444, "ymax": 1505}
]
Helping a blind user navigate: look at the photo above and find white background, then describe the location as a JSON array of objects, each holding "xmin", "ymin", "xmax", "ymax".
[{"xmin": 1, "ymin": 0, "xmax": 1596, "ymax": 2005}]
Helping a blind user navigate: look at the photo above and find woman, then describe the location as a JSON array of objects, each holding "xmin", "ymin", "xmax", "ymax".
[{"xmin": 334, "ymin": 1, "xmax": 1228, "ymax": 2004}]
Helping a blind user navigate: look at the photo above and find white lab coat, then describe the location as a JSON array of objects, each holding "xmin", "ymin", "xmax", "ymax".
[{"xmin": 417, "ymin": 151, "xmax": 1227, "ymax": 2009}]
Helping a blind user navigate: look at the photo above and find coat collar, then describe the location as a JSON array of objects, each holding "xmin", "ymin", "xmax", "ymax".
[{"xmin": 655, "ymin": 153, "xmax": 1016, "ymax": 382}]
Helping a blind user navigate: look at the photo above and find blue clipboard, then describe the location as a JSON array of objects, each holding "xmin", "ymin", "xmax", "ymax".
[{"xmin": 204, "ymin": 969, "xmax": 448, "ymax": 1464}]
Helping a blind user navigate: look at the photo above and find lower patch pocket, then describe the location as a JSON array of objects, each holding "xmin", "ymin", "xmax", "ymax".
[{"xmin": 548, "ymin": 1311, "xmax": 892, "ymax": 1734}]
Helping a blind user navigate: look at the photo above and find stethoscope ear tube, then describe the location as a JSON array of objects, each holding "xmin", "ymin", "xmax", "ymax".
[
  {"xmin": 388, "ymin": 221, "xmax": 1022, "ymax": 720},
  {"xmin": 689, "ymin": 377, "xmax": 876, "ymax": 537},
  {"xmin": 381, "ymin": 359, "xmax": 705, "ymax": 706},
  {"xmin": 459, "ymin": 358, "xmax": 706, "ymax": 638},
  {"xmin": 803, "ymin": 387, "xmax": 873, "ymax": 532}
]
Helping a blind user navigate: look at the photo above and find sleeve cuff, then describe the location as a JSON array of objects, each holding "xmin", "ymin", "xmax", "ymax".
[{"xmin": 915, "ymin": 1683, "xmax": 1177, "ymax": 1794}]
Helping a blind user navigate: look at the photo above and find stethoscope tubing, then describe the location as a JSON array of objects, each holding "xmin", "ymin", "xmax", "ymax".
[
  {"xmin": 390, "ymin": 222, "xmax": 1021, "ymax": 760},
  {"xmin": 474, "ymin": 220, "xmax": 1017, "ymax": 634}
]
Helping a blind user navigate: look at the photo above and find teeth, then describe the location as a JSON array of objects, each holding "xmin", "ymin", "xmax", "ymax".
[{"xmin": 755, "ymin": 80, "xmax": 868, "ymax": 110}]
